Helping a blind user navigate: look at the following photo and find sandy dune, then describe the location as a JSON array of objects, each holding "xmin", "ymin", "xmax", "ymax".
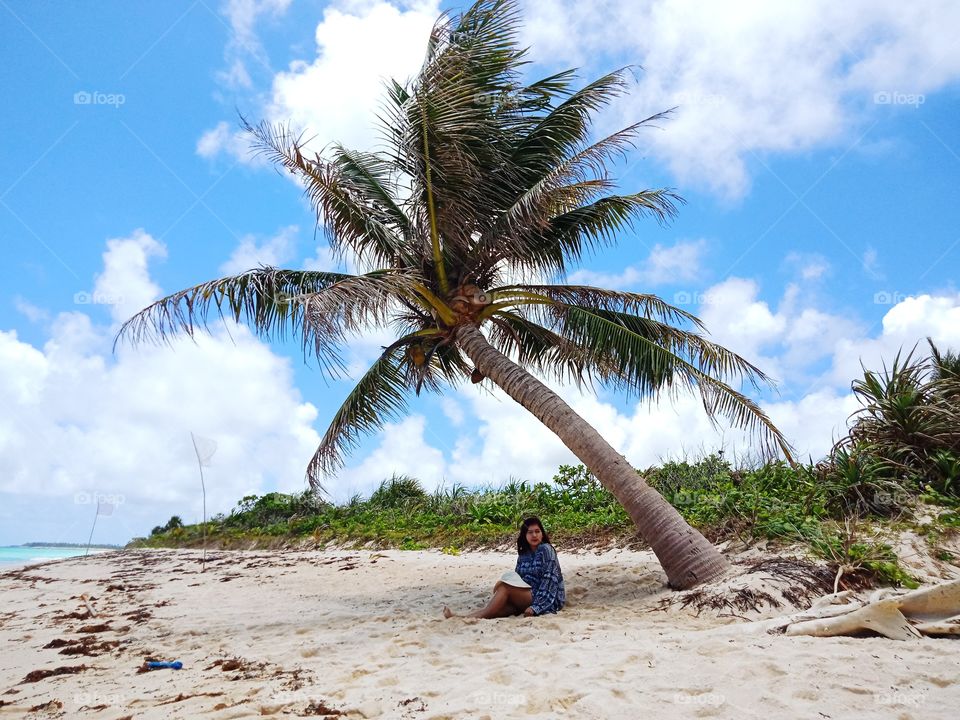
[{"xmin": 0, "ymin": 548, "xmax": 957, "ymax": 719}]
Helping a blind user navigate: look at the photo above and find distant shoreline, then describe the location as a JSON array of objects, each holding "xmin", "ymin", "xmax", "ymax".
[{"xmin": 16, "ymin": 542, "xmax": 123, "ymax": 549}]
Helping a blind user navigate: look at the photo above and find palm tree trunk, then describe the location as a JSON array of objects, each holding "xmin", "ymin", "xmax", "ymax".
[{"xmin": 455, "ymin": 323, "xmax": 729, "ymax": 589}]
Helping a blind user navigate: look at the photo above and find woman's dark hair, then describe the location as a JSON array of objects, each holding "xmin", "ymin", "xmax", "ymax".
[{"xmin": 517, "ymin": 516, "xmax": 550, "ymax": 554}]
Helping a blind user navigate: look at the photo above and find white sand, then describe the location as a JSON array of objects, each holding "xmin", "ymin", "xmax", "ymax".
[{"xmin": 1, "ymin": 547, "xmax": 957, "ymax": 719}]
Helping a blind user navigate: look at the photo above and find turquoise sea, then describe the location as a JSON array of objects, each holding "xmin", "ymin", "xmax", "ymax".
[{"xmin": 0, "ymin": 546, "xmax": 107, "ymax": 569}]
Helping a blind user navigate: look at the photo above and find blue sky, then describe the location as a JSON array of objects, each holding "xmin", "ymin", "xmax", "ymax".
[{"xmin": 2, "ymin": 0, "xmax": 958, "ymax": 545}]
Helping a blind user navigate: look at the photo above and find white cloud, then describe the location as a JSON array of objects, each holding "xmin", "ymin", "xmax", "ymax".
[
  {"xmin": 302, "ymin": 242, "xmax": 364, "ymax": 275},
  {"xmin": 203, "ymin": 0, "xmax": 440, "ymax": 162},
  {"xmin": 220, "ymin": 224, "xmax": 300, "ymax": 274},
  {"xmin": 216, "ymin": 0, "xmax": 293, "ymax": 89},
  {"xmin": 268, "ymin": 0, "xmax": 439, "ymax": 154},
  {"xmin": 331, "ymin": 375, "xmax": 856, "ymax": 497},
  {"xmin": 92, "ymin": 229, "xmax": 167, "ymax": 323},
  {"xmin": 697, "ymin": 277, "xmax": 787, "ymax": 366},
  {"xmin": 828, "ymin": 293, "xmax": 960, "ymax": 386},
  {"xmin": 785, "ymin": 252, "xmax": 830, "ymax": 281},
  {"xmin": 14, "ymin": 297, "xmax": 50, "ymax": 323},
  {"xmin": 440, "ymin": 397, "xmax": 464, "ymax": 427},
  {"xmin": 196, "ymin": 121, "xmax": 255, "ymax": 161},
  {"xmin": 568, "ymin": 239, "xmax": 707, "ymax": 288},
  {"xmin": 520, "ymin": 0, "xmax": 960, "ymax": 198},
  {"xmin": 333, "ymin": 415, "xmax": 446, "ymax": 499},
  {"xmin": 0, "ymin": 234, "xmax": 322, "ymax": 545},
  {"xmin": 862, "ymin": 247, "xmax": 882, "ymax": 280}
]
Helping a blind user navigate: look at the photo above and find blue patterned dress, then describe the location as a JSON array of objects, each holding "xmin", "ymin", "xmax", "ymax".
[{"xmin": 515, "ymin": 542, "xmax": 565, "ymax": 615}]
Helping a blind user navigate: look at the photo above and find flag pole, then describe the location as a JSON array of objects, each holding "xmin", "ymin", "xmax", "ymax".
[
  {"xmin": 85, "ymin": 502, "xmax": 100, "ymax": 557},
  {"xmin": 191, "ymin": 432, "xmax": 208, "ymax": 573}
]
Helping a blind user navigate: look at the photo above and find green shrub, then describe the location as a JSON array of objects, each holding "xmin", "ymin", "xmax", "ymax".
[{"xmin": 369, "ymin": 475, "xmax": 428, "ymax": 509}]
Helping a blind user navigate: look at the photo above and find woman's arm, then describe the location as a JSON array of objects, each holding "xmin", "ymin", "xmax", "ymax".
[{"xmin": 527, "ymin": 544, "xmax": 563, "ymax": 616}]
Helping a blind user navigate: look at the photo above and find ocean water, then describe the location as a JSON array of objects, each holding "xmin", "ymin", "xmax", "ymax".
[{"xmin": 0, "ymin": 546, "xmax": 105, "ymax": 569}]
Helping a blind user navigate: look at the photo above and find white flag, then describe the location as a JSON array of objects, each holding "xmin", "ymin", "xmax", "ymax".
[
  {"xmin": 191, "ymin": 434, "xmax": 218, "ymax": 467},
  {"xmin": 97, "ymin": 502, "xmax": 114, "ymax": 517}
]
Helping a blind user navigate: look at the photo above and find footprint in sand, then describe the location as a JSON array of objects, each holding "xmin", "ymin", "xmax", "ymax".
[
  {"xmin": 762, "ymin": 662, "xmax": 788, "ymax": 677},
  {"xmin": 522, "ymin": 692, "xmax": 584, "ymax": 714},
  {"xmin": 486, "ymin": 669, "xmax": 512, "ymax": 685}
]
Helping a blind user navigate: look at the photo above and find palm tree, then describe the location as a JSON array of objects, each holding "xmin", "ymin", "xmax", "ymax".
[{"xmin": 119, "ymin": 0, "xmax": 791, "ymax": 588}]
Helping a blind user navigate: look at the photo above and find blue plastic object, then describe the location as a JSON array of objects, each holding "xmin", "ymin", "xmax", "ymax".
[{"xmin": 146, "ymin": 661, "xmax": 183, "ymax": 670}]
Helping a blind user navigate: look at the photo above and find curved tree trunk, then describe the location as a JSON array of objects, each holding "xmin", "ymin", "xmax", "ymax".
[{"xmin": 455, "ymin": 323, "xmax": 729, "ymax": 589}]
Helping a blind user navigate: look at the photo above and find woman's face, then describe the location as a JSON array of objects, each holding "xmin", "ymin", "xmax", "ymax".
[{"xmin": 525, "ymin": 524, "xmax": 543, "ymax": 550}]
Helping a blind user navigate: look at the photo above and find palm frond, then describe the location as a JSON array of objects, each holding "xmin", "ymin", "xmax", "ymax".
[
  {"xmin": 244, "ymin": 121, "xmax": 415, "ymax": 270},
  {"xmin": 116, "ymin": 267, "xmax": 420, "ymax": 379},
  {"xmin": 507, "ymin": 69, "xmax": 633, "ymax": 180},
  {"xmin": 492, "ymin": 190, "xmax": 681, "ymax": 275},
  {"xmin": 486, "ymin": 310, "xmax": 604, "ymax": 388},
  {"xmin": 491, "ymin": 284, "xmax": 704, "ymax": 328},
  {"xmin": 538, "ymin": 304, "xmax": 791, "ymax": 458},
  {"xmin": 308, "ymin": 343, "xmax": 412, "ymax": 484}
]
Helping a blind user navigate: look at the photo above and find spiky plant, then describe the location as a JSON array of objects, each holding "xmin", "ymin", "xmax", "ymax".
[
  {"xmin": 831, "ymin": 342, "xmax": 960, "ymax": 498},
  {"xmin": 119, "ymin": 0, "xmax": 792, "ymax": 588}
]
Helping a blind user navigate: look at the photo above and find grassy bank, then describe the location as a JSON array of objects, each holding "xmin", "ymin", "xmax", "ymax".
[{"xmin": 134, "ymin": 455, "xmax": 960, "ymax": 588}]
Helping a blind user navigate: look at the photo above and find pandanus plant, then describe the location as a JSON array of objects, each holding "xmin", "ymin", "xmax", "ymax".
[{"xmin": 119, "ymin": 0, "xmax": 792, "ymax": 588}]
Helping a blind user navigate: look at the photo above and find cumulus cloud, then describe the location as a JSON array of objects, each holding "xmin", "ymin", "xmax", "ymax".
[
  {"xmin": 328, "ymin": 375, "xmax": 856, "ymax": 499},
  {"xmin": 828, "ymin": 293, "xmax": 960, "ymax": 386},
  {"xmin": 784, "ymin": 252, "xmax": 831, "ymax": 281},
  {"xmin": 216, "ymin": 0, "xmax": 293, "ymax": 88},
  {"xmin": 521, "ymin": 0, "xmax": 960, "ymax": 198},
  {"xmin": 219, "ymin": 225, "xmax": 300, "ymax": 274},
  {"xmin": 689, "ymin": 275, "xmax": 960, "ymax": 397},
  {"xmin": 333, "ymin": 415, "xmax": 447, "ymax": 500},
  {"xmin": 0, "ymin": 233, "xmax": 321, "ymax": 545},
  {"xmin": 202, "ymin": 0, "xmax": 440, "ymax": 161},
  {"xmin": 196, "ymin": 121, "xmax": 255, "ymax": 161},
  {"xmin": 92, "ymin": 229, "xmax": 167, "ymax": 323},
  {"xmin": 568, "ymin": 239, "xmax": 707, "ymax": 289},
  {"xmin": 267, "ymin": 0, "xmax": 439, "ymax": 153}
]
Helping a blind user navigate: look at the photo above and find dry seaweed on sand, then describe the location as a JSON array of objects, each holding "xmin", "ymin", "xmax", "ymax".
[
  {"xmin": 21, "ymin": 665, "xmax": 89, "ymax": 683},
  {"xmin": 654, "ymin": 557, "xmax": 846, "ymax": 616}
]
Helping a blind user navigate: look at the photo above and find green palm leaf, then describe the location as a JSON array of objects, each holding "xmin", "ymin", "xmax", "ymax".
[{"xmin": 309, "ymin": 342, "xmax": 411, "ymax": 480}]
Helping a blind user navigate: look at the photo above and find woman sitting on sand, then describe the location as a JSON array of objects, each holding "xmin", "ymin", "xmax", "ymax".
[{"xmin": 443, "ymin": 516, "xmax": 565, "ymax": 619}]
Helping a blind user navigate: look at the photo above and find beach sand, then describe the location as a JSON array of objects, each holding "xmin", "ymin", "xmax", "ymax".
[{"xmin": 1, "ymin": 547, "xmax": 957, "ymax": 719}]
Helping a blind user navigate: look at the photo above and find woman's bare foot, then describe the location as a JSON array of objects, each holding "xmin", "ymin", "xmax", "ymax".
[{"xmin": 442, "ymin": 606, "xmax": 454, "ymax": 619}]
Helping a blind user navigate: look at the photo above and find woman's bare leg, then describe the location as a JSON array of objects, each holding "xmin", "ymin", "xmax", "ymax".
[{"xmin": 444, "ymin": 586, "xmax": 532, "ymax": 619}]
